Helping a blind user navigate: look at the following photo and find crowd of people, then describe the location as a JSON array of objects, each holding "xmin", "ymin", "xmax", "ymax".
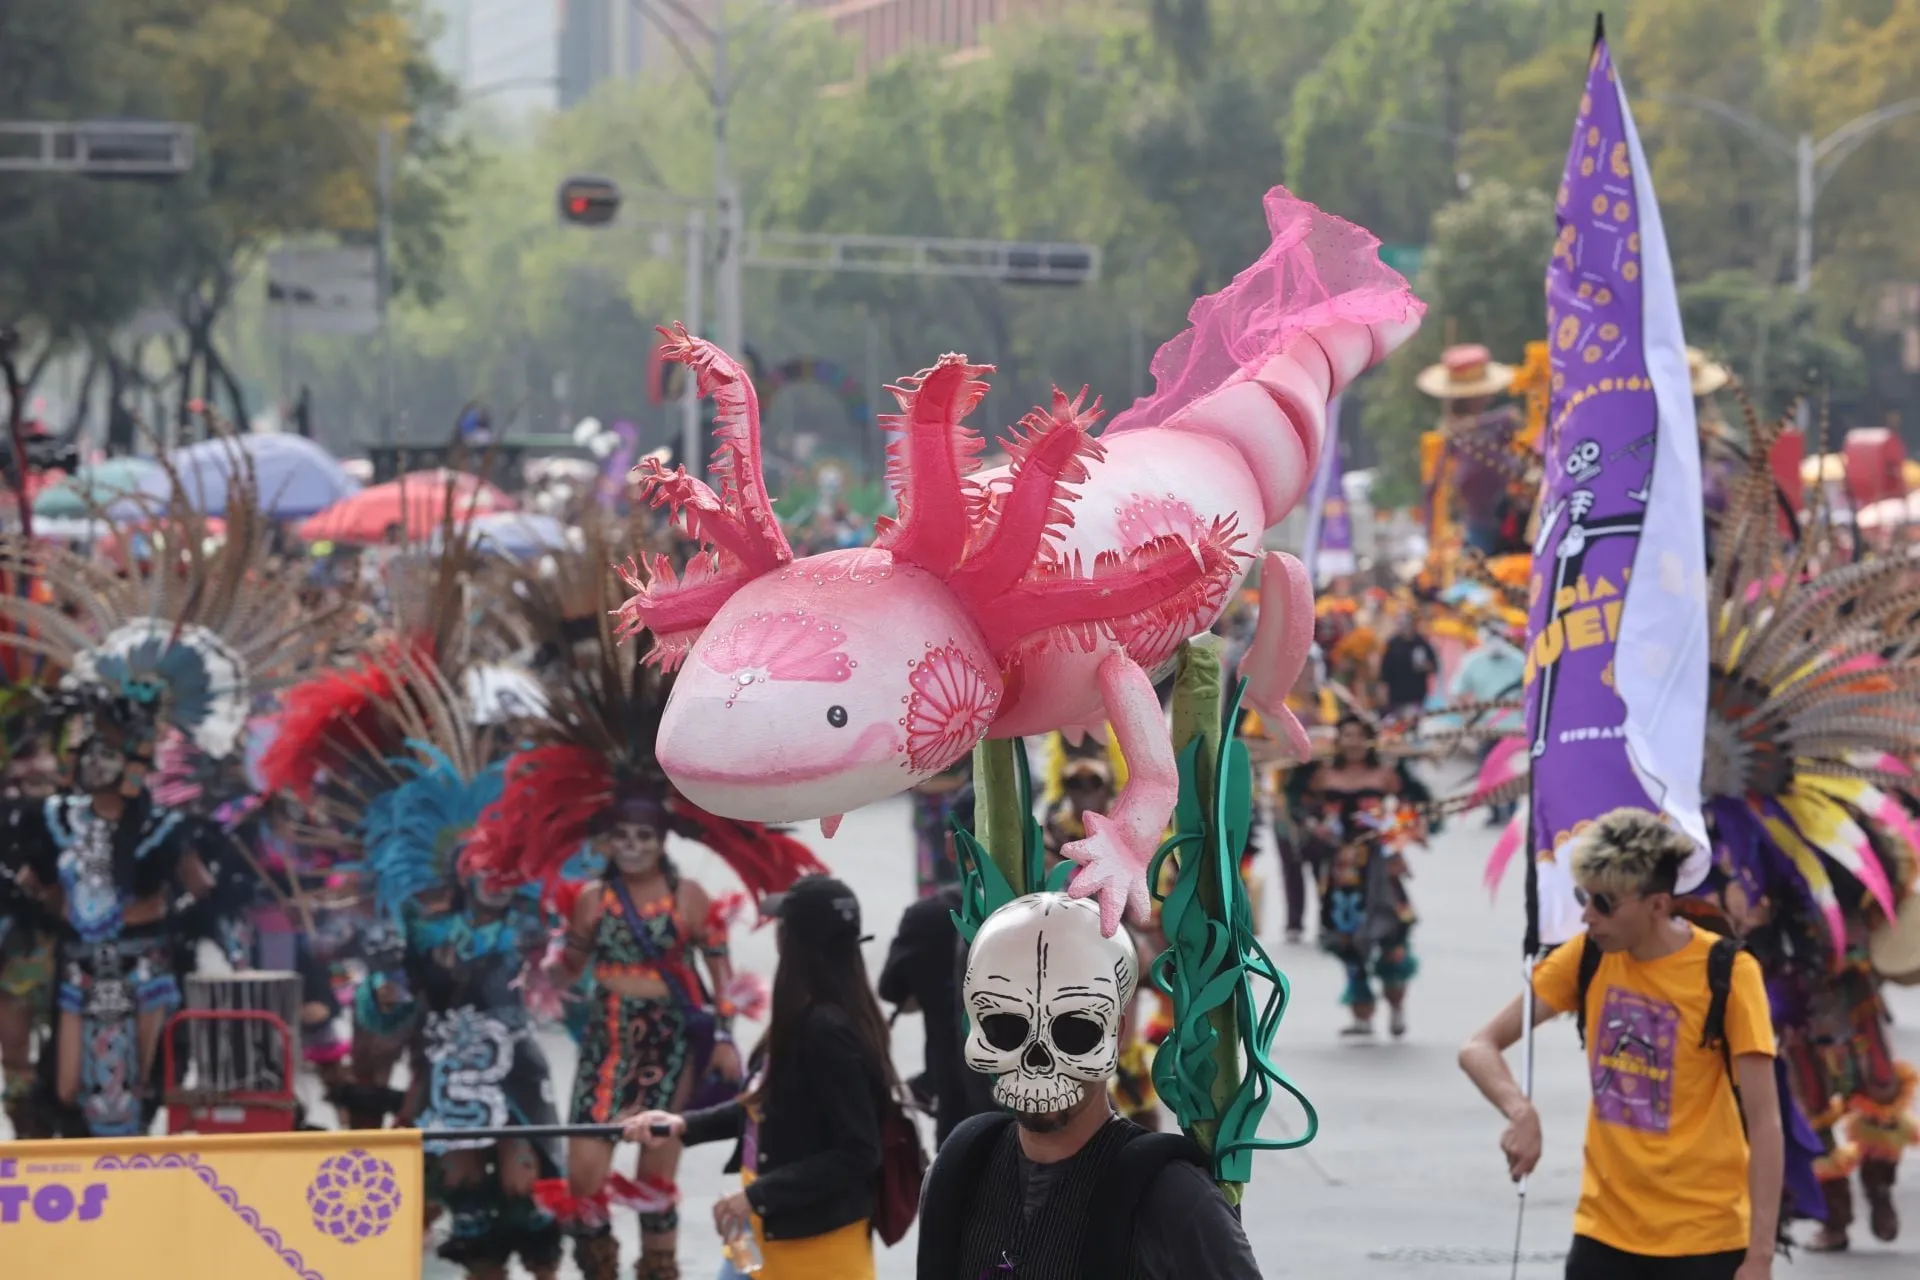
[{"xmin": 1, "ymin": 169, "xmax": 1917, "ymax": 1280}]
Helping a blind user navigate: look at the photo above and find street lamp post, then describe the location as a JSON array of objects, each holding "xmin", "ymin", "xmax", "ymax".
[
  {"xmin": 1655, "ymin": 93, "xmax": 1920, "ymax": 293},
  {"xmin": 630, "ymin": 0, "xmax": 746, "ymax": 358}
]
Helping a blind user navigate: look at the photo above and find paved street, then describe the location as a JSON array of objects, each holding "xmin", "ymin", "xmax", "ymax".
[{"xmin": 431, "ymin": 778, "xmax": 1919, "ymax": 1279}]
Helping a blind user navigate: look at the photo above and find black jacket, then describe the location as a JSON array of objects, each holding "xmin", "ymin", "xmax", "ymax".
[
  {"xmin": 880, "ymin": 887, "xmax": 986, "ymax": 1143},
  {"xmin": 680, "ymin": 1003, "xmax": 883, "ymax": 1242}
]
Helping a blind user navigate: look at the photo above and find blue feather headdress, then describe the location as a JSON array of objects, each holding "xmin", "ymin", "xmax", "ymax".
[{"xmin": 360, "ymin": 743, "xmax": 506, "ymax": 921}]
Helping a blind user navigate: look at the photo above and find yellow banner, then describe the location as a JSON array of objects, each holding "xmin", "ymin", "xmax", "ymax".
[{"xmin": 0, "ymin": 1129, "xmax": 423, "ymax": 1280}]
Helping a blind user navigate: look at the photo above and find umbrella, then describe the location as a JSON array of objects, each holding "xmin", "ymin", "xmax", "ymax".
[
  {"xmin": 433, "ymin": 512, "xmax": 571, "ymax": 559},
  {"xmin": 33, "ymin": 458, "xmax": 170, "ymax": 520},
  {"xmin": 296, "ymin": 469, "xmax": 516, "ymax": 545},
  {"xmin": 169, "ymin": 434, "xmax": 361, "ymax": 518},
  {"xmin": 25, "ymin": 516, "xmax": 115, "ymax": 543}
]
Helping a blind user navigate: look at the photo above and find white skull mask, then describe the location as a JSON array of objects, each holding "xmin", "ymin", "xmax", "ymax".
[{"xmin": 962, "ymin": 893, "xmax": 1137, "ymax": 1115}]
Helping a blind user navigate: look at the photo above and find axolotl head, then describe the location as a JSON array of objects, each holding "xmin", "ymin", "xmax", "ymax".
[{"xmin": 655, "ymin": 548, "xmax": 1005, "ymax": 825}]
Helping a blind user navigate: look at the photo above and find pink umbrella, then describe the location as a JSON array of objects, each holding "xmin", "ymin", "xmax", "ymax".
[{"xmin": 297, "ymin": 468, "xmax": 515, "ymax": 544}]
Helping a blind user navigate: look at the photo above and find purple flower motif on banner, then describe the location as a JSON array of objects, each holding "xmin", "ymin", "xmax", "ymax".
[{"xmin": 305, "ymin": 1149, "xmax": 402, "ymax": 1244}]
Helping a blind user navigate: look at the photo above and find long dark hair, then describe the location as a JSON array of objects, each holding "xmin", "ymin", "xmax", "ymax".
[
  {"xmin": 1333, "ymin": 714, "xmax": 1382, "ymax": 769},
  {"xmin": 746, "ymin": 928, "xmax": 899, "ymax": 1108}
]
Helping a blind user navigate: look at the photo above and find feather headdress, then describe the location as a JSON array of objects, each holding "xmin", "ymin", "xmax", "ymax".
[
  {"xmin": 258, "ymin": 477, "xmax": 501, "ymax": 799},
  {"xmin": 0, "ymin": 442, "xmax": 343, "ymax": 766},
  {"xmin": 462, "ymin": 516, "xmax": 824, "ymax": 902},
  {"xmin": 1467, "ymin": 399, "xmax": 1920, "ymax": 967},
  {"xmin": 283, "ymin": 645, "xmax": 511, "ymax": 918}
]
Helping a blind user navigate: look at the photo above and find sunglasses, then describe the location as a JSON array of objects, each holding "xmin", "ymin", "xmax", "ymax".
[
  {"xmin": 1064, "ymin": 776, "xmax": 1108, "ymax": 791},
  {"xmin": 1573, "ymin": 885, "xmax": 1625, "ymax": 917}
]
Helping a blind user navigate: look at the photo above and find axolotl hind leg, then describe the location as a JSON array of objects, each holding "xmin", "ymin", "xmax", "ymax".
[
  {"xmin": 1061, "ymin": 650, "xmax": 1178, "ymax": 937},
  {"xmin": 1239, "ymin": 550, "xmax": 1315, "ymax": 764}
]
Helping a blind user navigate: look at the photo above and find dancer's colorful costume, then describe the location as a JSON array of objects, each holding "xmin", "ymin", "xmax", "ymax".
[{"xmin": 0, "ymin": 464, "xmax": 332, "ymax": 1137}]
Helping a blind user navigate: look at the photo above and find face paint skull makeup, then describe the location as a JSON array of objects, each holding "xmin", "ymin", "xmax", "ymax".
[
  {"xmin": 74, "ymin": 736, "xmax": 127, "ymax": 793},
  {"xmin": 605, "ymin": 822, "xmax": 664, "ymax": 877},
  {"xmin": 962, "ymin": 893, "xmax": 1137, "ymax": 1115}
]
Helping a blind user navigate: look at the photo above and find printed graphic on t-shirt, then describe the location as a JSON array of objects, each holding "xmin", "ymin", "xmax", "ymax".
[{"xmin": 1590, "ymin": 986, "xmax": 1678, "ymax": 1134}]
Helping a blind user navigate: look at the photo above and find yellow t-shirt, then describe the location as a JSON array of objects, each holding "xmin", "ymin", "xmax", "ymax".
[{"xmin": 1532, "ymin": 925, "xmax": 1776, "ymax": 1257}]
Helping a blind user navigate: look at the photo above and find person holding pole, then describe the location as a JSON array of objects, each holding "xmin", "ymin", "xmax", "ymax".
[{"xmin": 1459, "ymin": 808, "xmax": 1783, "ymax": 1280}]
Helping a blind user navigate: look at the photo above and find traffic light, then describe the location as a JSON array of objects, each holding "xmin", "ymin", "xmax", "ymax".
[
  {"xmin": 1002, "ymin": 243, "xmax": 1097, "ymax": 286},
  {"xmin": 558, "ymin": 175, "xmax": 621, "ymax": 227}
]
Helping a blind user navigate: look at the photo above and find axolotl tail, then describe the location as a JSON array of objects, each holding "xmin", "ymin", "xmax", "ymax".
[
  {"xmin": 1104, "ymin": 187, "xmax": 1426, "ymax": 531},
  {"xmin": 1167, "ymin": 317, "xmax": 1421, "ymax": 530}
]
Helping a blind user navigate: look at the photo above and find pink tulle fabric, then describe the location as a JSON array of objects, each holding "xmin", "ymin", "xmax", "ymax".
[{"xmin": 1108, "ymin": 186, "xmax": 1424, "ymax": 433}]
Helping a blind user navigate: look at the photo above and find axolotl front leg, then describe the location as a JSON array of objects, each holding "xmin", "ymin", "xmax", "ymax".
[{"xmin": 1060, "ymin": 649, "xmax": 1179, "ymax": 938}]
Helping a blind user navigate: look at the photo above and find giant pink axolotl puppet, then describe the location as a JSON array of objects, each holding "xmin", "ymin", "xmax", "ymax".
[{"xmin": 618, "ymin": 188, "xmax": 1424, "ymax": 935}]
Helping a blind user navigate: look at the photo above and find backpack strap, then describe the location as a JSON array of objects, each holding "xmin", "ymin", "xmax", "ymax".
[
  {"xmin": 1573, "ymin": 935, "xmax": 1602, "ymax": 1049},
  {"xmin": 1703, "ymin": 936, "xmax": 1746, "ymax": 1136},
  {"xmin": 1080, "ymin": 1128, "xmax": 1211, "ymax": 1280},
  {"xmin": 1702, "ymin": 936, "xmax": 1739, "ymax": 1056},
  {"xmin": 916, "ymin": 1111, "xmax": 1015, "ymax": 1280}
]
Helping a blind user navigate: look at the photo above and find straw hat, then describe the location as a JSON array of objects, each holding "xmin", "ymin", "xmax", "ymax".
[
  {"xmin": 1871, "ymin": 893, "xmax": 1920, "ymax": 986},
  {"xmin": 1417, "ymin": 343, "xmax": 1514, "ymax": 400},
  {"xmin": 1688, "ymin": 347, "xmax": 1731, "ymax": 397}
]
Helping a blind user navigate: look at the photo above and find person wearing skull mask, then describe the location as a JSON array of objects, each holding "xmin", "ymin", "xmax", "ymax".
[
  {"xmin": 918, "ymin": 893, "xmax": 1264, "ymax": 1280},
  {"xmin": 2, "ymin": 693, "xmax": 212, "ymax": 1137},
  {"xmin": 538, "ymin": 793, "xmax": 742, "ymax": 1280}
]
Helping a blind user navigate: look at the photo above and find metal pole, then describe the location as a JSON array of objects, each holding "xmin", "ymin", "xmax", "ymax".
[
  {"xmin": 377, "ymin": 121, "xmax": 395, "ymax": 444},
  {"xmin": 712, "ymin": 23, "xmax": 742, "ymax": 359},
  {"xmin": 683, "ymin": 206, "xmax": 706, "ymax": 477},
  {"xmin": 1510, "ymin": 958, "xmax": 1536, "ymax": 1279},
  {"xmin": 864, "ymin": 308, "xmax": 881, "ymax": 482},
  {"xmin": 419, "ymin": 1123, "xmax": 628, "ymax": 1143},
  {"xmin": 1794, "ymin": 132, "xmax": 1814, "ymax": 294},
  {"xmin": 1129, "ymin": 310, "xmax": 1146, "ymax": 404}
]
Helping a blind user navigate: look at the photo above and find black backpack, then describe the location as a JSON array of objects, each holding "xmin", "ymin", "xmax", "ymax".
[{"xmin": 915, "ymin": 1112, "xmax": 1211, "ymax": 1280}]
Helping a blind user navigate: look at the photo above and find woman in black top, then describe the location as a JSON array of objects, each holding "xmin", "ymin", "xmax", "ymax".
[
  {"xmin": 625, "ymin": 874, "xmax": 895, "ymax": 1279},
  {"xmin": 1305, "ymin": 716, "xmax": 1422, "ymax": 1040}
]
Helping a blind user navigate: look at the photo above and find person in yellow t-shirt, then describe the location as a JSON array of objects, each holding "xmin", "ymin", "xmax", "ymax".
[{"xmin": 1459, "ymin": 809, "xmax": 1784, "ymax": 1280}]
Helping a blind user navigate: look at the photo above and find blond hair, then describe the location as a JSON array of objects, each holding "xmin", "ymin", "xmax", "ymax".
[{"xmin": 1570, "ymin": 807, "xmax": 1692, "ymax": 899}]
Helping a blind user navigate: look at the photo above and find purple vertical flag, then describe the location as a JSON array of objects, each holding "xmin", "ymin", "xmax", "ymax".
[
  {"xmin": 1523, "ymin": 30, "xmax": 1710, "ymax": 947},
  {"xmin": 1299, "ymin": 395, "xmax": 1352, "ymax": 582}
]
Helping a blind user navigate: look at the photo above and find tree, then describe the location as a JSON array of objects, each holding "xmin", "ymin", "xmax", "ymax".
[
  {"xmin": 1680, "ymin": 269, "xmax": 1866, "ymax": 416},
  {"xmin": 0, "ymin": 0, "xmax": 466, "ymax": 440},
  {"xmin": 1284, "ymin": 0, "xmax": 1581, "ymax": 245},
  {"xmin": 121, "ymin": 0, "xmax": 467, "ymax": 432},
  {"xmin": 0, "ymin": 0, "xmax": 184, "ymax": 392},
  {"xmin": 262, "ymin": 0, "xmax": 1916, "ymax": 465}
]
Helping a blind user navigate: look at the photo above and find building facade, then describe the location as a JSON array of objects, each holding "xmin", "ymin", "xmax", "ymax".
[
  {"xmin": 803, "ymin": 0, "xmax": 1058, "ymax": 73},
  {"xmin": 557, "ymin": 0, "xmax": 1065, "ymax": 104}
]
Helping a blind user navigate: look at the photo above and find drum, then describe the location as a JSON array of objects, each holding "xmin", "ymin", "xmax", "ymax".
[
  {"xmin": 1870, "ymin": 893, "xmax": 1920, "ymax": 987},
  {"xmin": 183, "ymin": 971, "xmax": 305, "ymax": 1096}
]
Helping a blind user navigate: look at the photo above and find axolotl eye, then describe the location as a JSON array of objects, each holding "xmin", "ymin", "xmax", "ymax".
[{"xmin": 827, "ymin": 705, "xmax": 849, "ymax": 728}]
